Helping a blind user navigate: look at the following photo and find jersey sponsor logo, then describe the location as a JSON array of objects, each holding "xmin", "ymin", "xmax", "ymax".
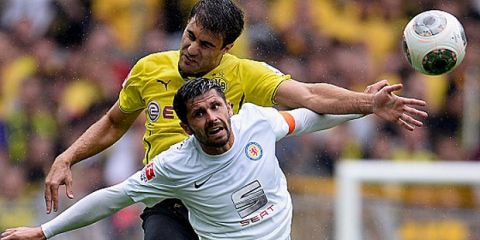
[
  {"xmin": 140, "ymin": 162, "xmax": 156, "ymax": 182},
  {"xmin": 245, "ymin": 142, "xmax": 263, "ymax": 161},
  {"xmin": 147, "ymin": 101, "xmax": 160, "ymax": 122},
  {"xmin": 231, "ymin": 180, "xmax": 268, "ymax": 218},
  {"xmin": 148, "ymin": 101, "xmax": 175, "ymax": 121},
  {"xmin": 239, "ymin": 204, "xmax": 275, "ymax": 227},
  {"xmin": 162, "ymin": 106, "xmax": 175, "ymax": 119},
  {"xmin": 156, "ymin": 79, "xmax": 171, "ymax": 90},
  {"xmin": 262, "ymin": 63, "xmax": 285, "ymax": 76},
  {"xmin": 194, "ymin": 174, "xmax": 213, "ymax": 189}
]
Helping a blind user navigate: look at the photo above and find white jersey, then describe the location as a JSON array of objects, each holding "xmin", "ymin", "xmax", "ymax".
[
  {"xmin": 40, "ymin": 103, "xmax": 361, "ymax": 239},
  {"xmin": 124, "ymin": 103, "xmax": 292, "ymax": 239}
]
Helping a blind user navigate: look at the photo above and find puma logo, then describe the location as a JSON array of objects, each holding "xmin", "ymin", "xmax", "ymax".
[{"xmin": 157, "ymin": 79, "xmax": 171, "ymax": 90}]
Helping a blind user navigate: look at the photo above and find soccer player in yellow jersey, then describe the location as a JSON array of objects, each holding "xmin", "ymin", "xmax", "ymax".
[
  {"xmin": 120, "ymin": 50, "xmax": 289, "ymax": 164},
  {"xmin": 43, "ymin": 0, "xmax": 428, "ymax": 239}
]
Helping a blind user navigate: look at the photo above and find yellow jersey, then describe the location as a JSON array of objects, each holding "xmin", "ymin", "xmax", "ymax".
[{"xmin": 119, "ymin": 51, "xmax": 290, "ymax": 164}]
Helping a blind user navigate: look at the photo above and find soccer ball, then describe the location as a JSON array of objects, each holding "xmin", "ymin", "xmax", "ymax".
[{"xmin": 402, "ymin": 10, "xmax": 467, "ymax": 75}]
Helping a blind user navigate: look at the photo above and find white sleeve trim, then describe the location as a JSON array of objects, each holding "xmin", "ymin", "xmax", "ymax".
[
  {"xmin": 287, "ymin": 108, "xmax": 363, "ymax": 136},
  {"xmin": 41, "ymin": 183, "xmax": 134, "ymax": 239}
]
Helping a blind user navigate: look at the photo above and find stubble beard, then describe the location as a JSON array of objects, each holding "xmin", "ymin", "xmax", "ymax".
[{"xmin": 196, "ymin": 119, "xmax": 231, "ymax": 148}]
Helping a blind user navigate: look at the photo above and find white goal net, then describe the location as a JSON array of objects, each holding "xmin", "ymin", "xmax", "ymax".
[{"xmin": 335, "ymin": 160, "xmax": 480, "ymax": 240}]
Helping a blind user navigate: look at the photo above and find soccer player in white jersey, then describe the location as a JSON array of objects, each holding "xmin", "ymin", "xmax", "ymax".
[{"xmin": 1, "ymin": 78, "xmax": 386, "ymax": 239}]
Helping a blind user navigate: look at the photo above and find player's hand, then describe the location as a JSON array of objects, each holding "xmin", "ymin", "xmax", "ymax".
[
  {"xmin": 44, "ymin": 156, "xmax": 74, "ymax": 214},
  {"xmin": 364, "ymin": 79, "xmax": 388, "ymax": 94},
  {"xmin": 373, "ymin": 83, "xmax": 428, "ymax": 131},
  {"xmin": 1, "ymin": 227, "xmax": 46, "ymax": 240}
]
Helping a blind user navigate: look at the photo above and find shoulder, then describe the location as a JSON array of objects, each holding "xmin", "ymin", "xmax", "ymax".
[
  {"xmin": 125, "ymin": 51, "xmax": 179, "ymax": 84},
  {"xmin": 155, "ymin": 137, "xmax": 194, "ymax": 162},
  {"xmin": 236, "ymin": 104, "xmax": 289, "ymax": 139},
  {"xmin": 136, "ymin": 51, "xmax": 179, "ymax": 69},
  {"xmin": 224, "ymin": 54, "xmax": 284, "ymax": 74},
  {"xmin": 237, "ymin": 103, "xmax": 261, "ymax": 114},
  {"xmin": 222, "ymin": 53, "xmax": 259, "ymax": 67},
  {"xmin": 220, "ymin": 53, "xmax": 265, "ymax": 70},
  {"xmin": 235, "ymin": 103, "xmax": 280, "ymax": 124},
  {"xmin": 238, "ymin": 103, "xmax": 279, "ymax": 115},
  {"xmin": 152, "ymin": 137, "xmax": 197, "ymax": 172}
]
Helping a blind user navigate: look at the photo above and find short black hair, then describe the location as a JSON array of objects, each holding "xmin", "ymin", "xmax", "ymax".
[
  {"xmin": 173, "ymin": 78, "xmax": 226, "ymax": 124},
  {"xmin": 189, "ymin": 0, "xmax": 244, "ymax": 47}
]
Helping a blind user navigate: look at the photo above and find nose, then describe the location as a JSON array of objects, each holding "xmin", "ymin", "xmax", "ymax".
[
  {"xmin": 205, "ymin": 110, "xmax": 218, "ymax": 123},
  {"xmin": 187, "ymin": 41, "xmax": 200, "ymax": 56}
]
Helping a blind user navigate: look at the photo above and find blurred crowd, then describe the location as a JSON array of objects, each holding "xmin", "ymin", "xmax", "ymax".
[{"xmin": 0, "ymin": 0, "xmax": 479, "ymax": 238}]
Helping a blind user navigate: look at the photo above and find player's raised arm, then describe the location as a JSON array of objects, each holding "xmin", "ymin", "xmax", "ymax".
[
  {"xmin": 274, "ymin": 79, "xmax": 427, "ymax": 131},
  {"xmin": 44, "ymin": 101, "xmax": 141, "ymax": 214}
]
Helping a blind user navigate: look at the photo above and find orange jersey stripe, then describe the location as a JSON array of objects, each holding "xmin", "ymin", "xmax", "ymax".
[{"xmin": 280, "ymin": 111, "xmax": 295, "ymax": 135}]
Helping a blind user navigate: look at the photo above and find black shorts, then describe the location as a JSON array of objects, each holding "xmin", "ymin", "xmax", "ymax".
[{"xmin": 140, "ymin": 198, "xmax": 198, "ymax": 240}]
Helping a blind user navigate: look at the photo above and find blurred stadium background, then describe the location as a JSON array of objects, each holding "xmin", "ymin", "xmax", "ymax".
[{"xmin": 0, "ymin": 0, "xmax": 479, "ymax": 239}]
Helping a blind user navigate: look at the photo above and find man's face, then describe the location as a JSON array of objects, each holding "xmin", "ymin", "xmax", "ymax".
[
  {"xmin": 178, "ymin": 17, "xmax": 233, "ymax": 76},
  {"xmin": 181, "ymin": 89, "xmax": 234, "ymax": 155}
]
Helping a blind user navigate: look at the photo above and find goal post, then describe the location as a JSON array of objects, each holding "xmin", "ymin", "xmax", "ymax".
[{"xmin": 335, "ymin": 160, "xmax": 480, "ymax": 240}]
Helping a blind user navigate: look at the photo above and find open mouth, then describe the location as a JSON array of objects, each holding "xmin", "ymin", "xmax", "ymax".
[{"xmin": 207, "ymin": 126, "xmax": 224, "ymax": 136}]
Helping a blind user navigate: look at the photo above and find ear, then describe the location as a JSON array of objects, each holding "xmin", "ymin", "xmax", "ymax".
[
  {"xmin": 227, "ymin": 101, "xmax": 233, "ymax": 117},
  {"xmin": 180, "ymin": 122, "xmax": 193, "ymax": 135},
  {"xmin": 222, "ymin": 43, "xmax": 234, "ymax": 53}
]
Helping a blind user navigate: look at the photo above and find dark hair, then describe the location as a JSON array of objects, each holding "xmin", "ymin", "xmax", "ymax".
[
  {"xmin": 189, "ymin": 0, "xmax": 244, "ymax": 47},
  {"xmin": 173, "ymin": 78, "xmax": 226, "ymax": 124}
]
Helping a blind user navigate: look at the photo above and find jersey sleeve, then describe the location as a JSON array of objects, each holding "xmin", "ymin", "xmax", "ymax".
[
  {"xmin": 41, "ymin": 184, "xmax": 135, "ymax": 238},
  {"xmin": 240, "ymin": 104, "xmax": 363, "ymax": 141},
  {"xmin": 123, "ymin": 159, "xmax": 175, "ymax": 207},
  {"xmin": 238, "ymin": 60, "xmax": 291, "ymax": 106},
  {"xmin": 280, "ymin": 109, "xmax": 363, "ymax": 136},
  {"xmin": 40, "ymin": 163, "xmax": 177, "ymax": 240},
  {"xmin": 118, "ymin": 57, "xmax": 147, "ymax": 113}
]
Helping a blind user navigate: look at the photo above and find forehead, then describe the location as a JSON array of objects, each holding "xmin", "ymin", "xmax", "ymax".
[
  {"xmin": 187, "ymin": 89, "xmax": 224, "ymax": 110},
  {"xmin": 185, "ymin": 17, "xmax": 224, "ymax": 45}
]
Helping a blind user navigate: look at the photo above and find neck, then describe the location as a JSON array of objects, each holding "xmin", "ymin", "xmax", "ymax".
[{"xmin": 179, "ymin": 68, "xmax": 208, "ymax": 79}]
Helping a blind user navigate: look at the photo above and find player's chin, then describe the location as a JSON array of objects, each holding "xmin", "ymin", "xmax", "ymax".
[{"xmin": 208, "ymin": 134, "xmax": 229, "ymax": 147}]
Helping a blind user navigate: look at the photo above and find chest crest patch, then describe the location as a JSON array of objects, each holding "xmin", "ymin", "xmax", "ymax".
[{"xmin": 245, "ymin": 142, "xmax": 263, "ymax": 161}]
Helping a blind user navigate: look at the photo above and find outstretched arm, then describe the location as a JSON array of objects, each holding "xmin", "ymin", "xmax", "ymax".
[
  {"xmin": 45, "ymin": 101, "xmax": 141, "ymax": 213},
  {"xmin": 1, "ymin": 183, "xmax": 135, "ymax": 240},
  {"xmin": 278, "ymin": 79, "xmax": 387, "ymax": 135},
  {"xmin": 275, "ymin": 80, "xmax": 427, "ymax": 131},
  {"xmin": 282, "ymin": 110, "xmax": 363, "ymax": 136}
]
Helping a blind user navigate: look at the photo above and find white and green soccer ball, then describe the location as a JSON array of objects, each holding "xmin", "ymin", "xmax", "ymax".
[{"xmin": 402, "ymin": 10, "xmax": 467, "ymax": 75}]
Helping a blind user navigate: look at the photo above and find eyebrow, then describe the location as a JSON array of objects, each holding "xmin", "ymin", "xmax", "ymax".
[
  {"xmin": 187, "ymin": 30, "xmax": 217, "ymax": 48},
  {"xmin": 189, "ymin": 104, "xmax": 205, "ymax": 116},
  {"xmin": 190, "ymin": 98, "xmax": 224, "ymax": 114},
  {"xmin": 201, "ymin": 40, "xmax": 216, "ymax": 48}
]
